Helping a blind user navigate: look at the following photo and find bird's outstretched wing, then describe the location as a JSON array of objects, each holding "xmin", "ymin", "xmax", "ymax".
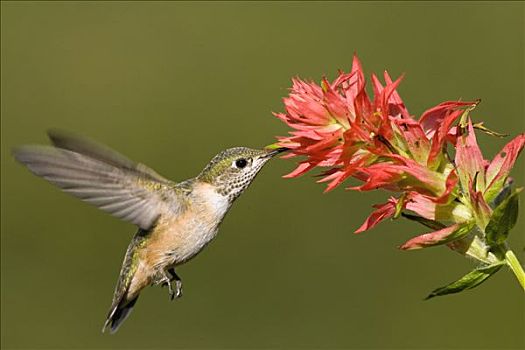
[{"xmin": 13, "ymin": 130, "xmax": 184, "ymax": 230}]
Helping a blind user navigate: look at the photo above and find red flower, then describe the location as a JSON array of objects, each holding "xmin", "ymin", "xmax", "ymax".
[
  {"xmin": 276, "ymin": 55, "xmax": 475, "ymax": 193},
  {"xmin": 272, "ymin": 55, "xmax": 525, "ymax": 295},
  {"xmin": 274, "ymin": 55, "xmax": 522, "ymax": 244}
]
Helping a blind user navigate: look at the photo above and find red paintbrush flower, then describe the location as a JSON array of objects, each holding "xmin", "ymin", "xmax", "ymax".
[
  {"xmin": 275, "ymin": 55, "xmax": 475, "ymax": 195},
  {"xmin": 272, "ymin": 55, "xmax": 525, "ymax": 296},
  {"xmin": 275, "ymin": 56, "xmax": 400, "ymax": 178}
]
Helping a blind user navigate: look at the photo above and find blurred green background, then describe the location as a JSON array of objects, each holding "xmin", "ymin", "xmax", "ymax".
[{"xmin": 1, "ymin": 1, "xmax": 524, "ymax": 349}]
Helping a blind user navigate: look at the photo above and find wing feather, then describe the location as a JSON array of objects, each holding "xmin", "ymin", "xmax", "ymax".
[
  {"xmin": 47, "ymin": 129, "xmax": 171, "ymax": 183},
  {"xmin": 13, "ymin": 132, "xmax": 183, "ymax": 230}
]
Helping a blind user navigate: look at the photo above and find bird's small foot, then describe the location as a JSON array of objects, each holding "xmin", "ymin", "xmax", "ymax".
[
  {"xmin": 168, "ymin": 282, "xmax": 176, "ymax": 300},
  {"xmin": 168, "ymin": 268, "xmax": 183, "ymax": 300},
  {"xmin": 166, "ymin": 280, "xmax": 183, "ymax": 301},
  {"xmin": 160, "ymin": 279, "xmax": 182, "ymax": 301},
  {"xmin": 174, "ymin": 279, "xmax": 183, "ymax": 299},
  {"xmin": 159, "ymin": 277, "xmax": 175, "ymax": 300}
]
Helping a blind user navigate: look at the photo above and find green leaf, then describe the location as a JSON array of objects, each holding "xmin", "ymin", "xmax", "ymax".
[
  {"xmin": 485, "ymin": 188, "xmax": 522, "ymax": 246},
  {"xmin": 489, "ymin": 178, "xmax": 513, "ymax": 208},
  {"xmin": 425, "ymin": 263, "xmax": 503, "ymax": 300}
]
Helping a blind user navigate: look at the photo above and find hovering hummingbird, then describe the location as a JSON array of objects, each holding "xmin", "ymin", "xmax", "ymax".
[{"xmin": 13, "ymin": 130, "xmax": 287, "ymax": 334}]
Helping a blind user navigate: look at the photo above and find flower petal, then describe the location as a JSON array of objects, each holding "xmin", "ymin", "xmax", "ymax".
[
  {"xmin": 355, "ymin": 198, "xmax": 397, "ymax": 233},
  {"xmin": 400, "ymin": 222, "xmax": 474, "ymax": 250},
  {"xmin": 392, "ymin": 117, "xmax": 430, "ymax": 164},
  {"xmin": 383, "ymin": 71, "xmax": 410, "ymax": 118},
  {"xmin": 419, "ymin": 101, "xmax": 477, "ymax": 134},
  {"xmin": 434, "ymin": 170, "xmax": 458, "ymax": 204},
  {"xmin": 427, "ymin": 109, "xmax": 462, "ymax": 168},
  {"xmin": 469, "ymin": 185, "xmax": 492, "ymax": 229},
  {"xmin": 484, "ymin": 134, "xmax": 525, "ymax": 201},
  {"xmin": 283, "ymin": 161, "xmax": 318, "ymax": 178},
  {"xmin": 454, "ymin": 119, "xmax": 487, "ymax": 193},
  {"xmin": 405, "ymin": 192, "xmax": 438, "ymax": 220}
]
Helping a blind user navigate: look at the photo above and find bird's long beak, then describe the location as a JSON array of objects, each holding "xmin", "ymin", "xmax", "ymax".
[{"xmin": 262, "ymin": 147, "xmax": 289, "ymax": 158}]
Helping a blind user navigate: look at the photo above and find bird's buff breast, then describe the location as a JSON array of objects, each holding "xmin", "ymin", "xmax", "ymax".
[{"xmin": 143, "ymin": 183, "xmax": 230, "ymax": 269}]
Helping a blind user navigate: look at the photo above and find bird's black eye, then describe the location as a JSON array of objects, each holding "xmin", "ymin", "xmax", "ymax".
[{"xmin": 235, "ymin": 158, "xmax": 248, "ymax": 169}]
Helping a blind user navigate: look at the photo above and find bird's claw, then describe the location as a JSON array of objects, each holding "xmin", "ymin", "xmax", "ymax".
[
  {"xmin": 161, "ymin": 279, "xmax": 182, "ymax": 301},
  {"xmin": 166, "ymin": 281, "xmax": 175, "ymax": 300},
  {"xmin": 174, "ymin": 279, "xmax": 183, "ymax": 299}
]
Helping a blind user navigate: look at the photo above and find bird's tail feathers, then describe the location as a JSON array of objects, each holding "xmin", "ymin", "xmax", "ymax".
[{"xmin": 102, "ymin": 294, "xmax": 139, "ymax": 334}]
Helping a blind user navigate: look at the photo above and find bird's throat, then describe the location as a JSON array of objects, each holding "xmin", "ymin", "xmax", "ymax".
[{"xmin": 192, "ymin": 182, "xmax": 231, "ymax": 220}]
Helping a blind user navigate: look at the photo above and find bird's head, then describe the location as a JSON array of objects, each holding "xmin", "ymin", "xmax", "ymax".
[{"xmin": 197, "ymin": 147, "xmax": 287, "ymax": 201}]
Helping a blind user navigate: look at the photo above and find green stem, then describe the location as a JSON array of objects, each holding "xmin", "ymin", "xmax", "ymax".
[{"xmin": 505, "ymin": 249, "xmax": 525, "ymax": 291}]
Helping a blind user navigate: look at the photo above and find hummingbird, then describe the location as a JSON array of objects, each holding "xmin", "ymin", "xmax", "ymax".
[{"xmin": 13, "ymin": 130, "xmax": 287, "ymax": 334}]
